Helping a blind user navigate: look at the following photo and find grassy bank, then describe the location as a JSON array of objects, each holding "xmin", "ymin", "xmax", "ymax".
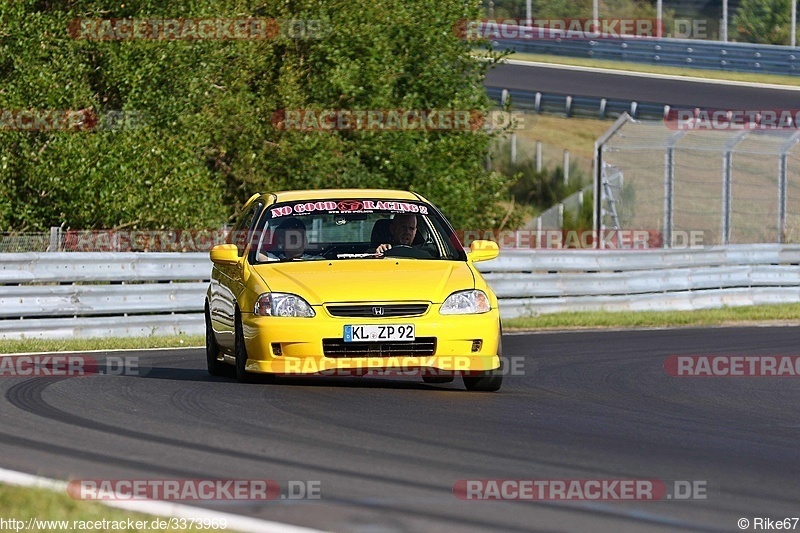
[
  {"xmin": 0, "ymin": 335, "xmax": 203, "ymax": 354},
  {"xmin": 504, "ymin": 303, "xmax": 800, "ymax": 330},
  {"xmin": 0, "ymin": 483, "xmax": 207, "ymax": 532}
]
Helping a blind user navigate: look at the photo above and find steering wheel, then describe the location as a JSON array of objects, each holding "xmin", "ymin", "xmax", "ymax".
[{"xmin": 382, "ymin": 245, "xmax": 433, "ymax": 259}]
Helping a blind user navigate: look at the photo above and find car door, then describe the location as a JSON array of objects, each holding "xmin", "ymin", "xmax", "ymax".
[{"xmin": 210, "ymin": 197, "xmax": 264, "ymax": 352}]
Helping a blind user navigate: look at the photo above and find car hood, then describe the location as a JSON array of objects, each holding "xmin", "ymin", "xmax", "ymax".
[{"xmin": 251, "ymin": 259, "xmax": 475, "ymax": 305}]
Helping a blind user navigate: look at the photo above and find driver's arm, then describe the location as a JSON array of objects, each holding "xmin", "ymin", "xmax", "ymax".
[{"xmin": 375, "ymin": 243, "xmax": 392, "ymax": 254}]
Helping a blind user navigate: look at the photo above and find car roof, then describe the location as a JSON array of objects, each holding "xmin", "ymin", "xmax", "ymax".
[{"xmin": 270, "ymin": 189, "xmax": 424, "ymax": 203}]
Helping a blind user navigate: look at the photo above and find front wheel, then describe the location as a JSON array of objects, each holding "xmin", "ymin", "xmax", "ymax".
[
  {"xmin": 234, "ymin": 312, "xmax": 257, "ymax": 383},
  {"xmin": 205, "ymin": 305, "xmax": 230, "ymax": 377},
  {"xmin": 462, "ymin": 338, "xmax": 503, "ymax": 392}
]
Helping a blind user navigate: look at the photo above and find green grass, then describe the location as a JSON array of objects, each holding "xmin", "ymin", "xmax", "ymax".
[
  {"xmin": 498, "ymin": 51, "xmax": 800, "ymax": 86},
  {"xmin": 0, "ymin": 483, "xmax": 208, "ymax": 532},
  {"xmin": 504, "ymin": 303, "xmax": 800, "ymax": 330},
  {"xmin": 512, "ymin": 113, "xmax": 610, "ymax": 160},
  {"xmin": 0, "ymin": 334, "xmax": 203, "ymax": 355}
]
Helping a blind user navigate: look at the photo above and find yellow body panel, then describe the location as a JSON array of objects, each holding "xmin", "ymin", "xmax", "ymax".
[
  {"xmin": 208, "ymin": 188, "xmax": 502, "ymax": 376},
  {"xmin": 241, "ymin": 308, "xmax": 500, "ymax": 375}
]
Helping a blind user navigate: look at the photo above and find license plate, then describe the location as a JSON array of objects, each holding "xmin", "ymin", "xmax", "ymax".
[{"xmin": 344, "ymin": 324, "xmax": 415, "ymax": 342}]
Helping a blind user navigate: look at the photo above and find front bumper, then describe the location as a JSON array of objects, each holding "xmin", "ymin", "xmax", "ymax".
[{"xmin": 240, "ymin": 305, "xmax": 501, "ymax": 375}]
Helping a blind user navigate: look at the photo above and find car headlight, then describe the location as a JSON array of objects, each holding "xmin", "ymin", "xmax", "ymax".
[
  {"xmin": 440, "ymin": 290, "xmax": 491, "ymax": 315},
  {"xmin": 254, "ymin": 293, "xmax": 315, "ymax": 317}
]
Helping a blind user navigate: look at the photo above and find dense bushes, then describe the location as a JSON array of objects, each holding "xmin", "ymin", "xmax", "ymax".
[{"xmin": 0, "ymin": 0, "xmax": 515, "ymax": 231}]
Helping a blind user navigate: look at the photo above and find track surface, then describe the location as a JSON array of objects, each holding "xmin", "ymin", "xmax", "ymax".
[
  {"xmin": 1, "ymin": 327, "xmax": 799, "ymax": 532},
  {"xmin": 486, "ymin": 62, "xmax": 800, "ymax": 109}
]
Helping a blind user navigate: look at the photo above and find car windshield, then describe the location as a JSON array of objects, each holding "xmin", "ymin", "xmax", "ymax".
[{"xmin": 249, "ymin": 198, "xmax": 466, "ymax": 262}]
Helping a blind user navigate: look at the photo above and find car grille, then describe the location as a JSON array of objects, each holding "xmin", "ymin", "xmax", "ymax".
[
  {"xmin": 322, "ymin": 337, "xmax": 437, "ymax": 357},
  {"xmin": 326, "ymin": 304, "xmax": 429, "ymax": 318}
]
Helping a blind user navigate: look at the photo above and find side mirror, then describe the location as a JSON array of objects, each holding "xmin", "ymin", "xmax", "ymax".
[
  {"xmin": 210, "ymin": 243, "xmax": 240, "ymax": 265},
  {"xmin": 467, "ymin": 240, "xmax": 499, "ymax": 262}
]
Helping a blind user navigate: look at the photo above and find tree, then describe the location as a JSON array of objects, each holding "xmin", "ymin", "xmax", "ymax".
[
  {"xmin": 0, "ymin": 0, "xmax": 514, "ymax": 231},
  {"xmin": 734, "ymin": 0, "xmax": 794, "ymax": 44}
]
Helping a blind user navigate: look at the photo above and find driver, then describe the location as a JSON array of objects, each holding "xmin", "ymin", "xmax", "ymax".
[
  {"xmin": 258, "ymin": 217, "xmax": 316, "ymax": 261},
  {"xmin": 375, "ymin": 214, "xmax": 420, "ymax": 254}
]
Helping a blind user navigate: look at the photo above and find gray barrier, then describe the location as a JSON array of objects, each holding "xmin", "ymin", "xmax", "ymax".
[
  {"xmin": 486, "ymin": 86, "xmax": 670, "ymax": 121},
  {"xmin": 0, "ymin": 246, "xmax": 798, "ymax": 339},
  {"xmin": 489, "ymin": 28, "xmax": 800, "ymax": 75}
]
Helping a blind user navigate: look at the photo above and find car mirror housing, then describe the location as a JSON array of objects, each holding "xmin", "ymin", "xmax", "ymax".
[
  {"xmin": 467, "ymin": 240, "xmax": 499, "ymax": 262},
  {"xmin": 210, "ymin": 243, "xmax": 240, "ymax": 265}
]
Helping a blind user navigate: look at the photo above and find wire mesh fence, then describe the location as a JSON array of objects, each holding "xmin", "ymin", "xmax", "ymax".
[
  {"xmin": 597, "ymin": 115, "xmax": 800, "ymax": 247},
  {"xmin": 0, "ymin": 229, "xmax": 231, "ymax": 253}
]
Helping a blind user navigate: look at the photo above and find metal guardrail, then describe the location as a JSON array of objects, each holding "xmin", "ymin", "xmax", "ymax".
[
  {"xmin": 0, "ymin": 246, "xmax": 798, "ymax": 339},
  {"xmin": 486, "ymin": 86, "xmax": 670, "ymax": 120},
  {"xmin": 0, "ymin": 253, "xmax": 210, "ymax": 340},
  {"xmin": 492, "ymin": 32, "xmax": 800, "ymax": 75}
]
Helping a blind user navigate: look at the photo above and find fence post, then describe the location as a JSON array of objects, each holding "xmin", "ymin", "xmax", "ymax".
[
  {"xmin": 536, "ymin": 141, "xmax": 542, "ymax": 172},
  {"xmin": 536, "ymin": 216, "xmax": 542, "ymax": 248},
  {"xmin": 563, "ymin": 150, "xmax": 570, "ymax": 184},
  {"xmin": 779, "ymin": 153, "xmax": 787, "ymax": 243},
  {"xmin": 511, "ymin": 133, "xmax": 517, "ymax": 164},
  {"xmin": 721, "ymin": 132, "xmax": 748, "ymax": 245},
  {"xmin": 778, "ymin": 132, "xmax": 800, "ymax": 243},
  {"xmin": 664, "ymin": 146, "xmax": 674, "ymax": 248},
  {"xmin": 48, "ymin": 227, "xmax": 60, "ymax": 252}
]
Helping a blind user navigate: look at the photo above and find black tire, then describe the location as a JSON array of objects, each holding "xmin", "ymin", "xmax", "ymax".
[
  {"xmin": 234, "ymin": 311, "xmax": 257, "ymax": 383},
  {"xmin": 205, "ymin": 305, "xmax": 229, "ymax": 377},
  {"xmin": 462, "ymin": 337, "xmax": 503, "ymax": 392}
]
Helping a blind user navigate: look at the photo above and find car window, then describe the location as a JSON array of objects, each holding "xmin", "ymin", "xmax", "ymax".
[
  {"xmin": 251, "ymin": 199, "xmax": 466, "ymax": 262},
  {"xmin": 228, "ymin": 200, "xmax": 264, "ymax": 256}
]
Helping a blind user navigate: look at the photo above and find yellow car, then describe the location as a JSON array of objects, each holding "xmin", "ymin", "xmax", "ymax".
[{"xmin": 205, "ymin": 189, "xmax": 503, "ymax": 391}]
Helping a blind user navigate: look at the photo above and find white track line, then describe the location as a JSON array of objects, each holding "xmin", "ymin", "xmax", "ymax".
[
  {"xmin": 0, "ymin": 467, "xmax": 326, "ymax": 533},
  {"xmin": 500, "ymin": 58, "xmax": 800, "ymax": 91}
]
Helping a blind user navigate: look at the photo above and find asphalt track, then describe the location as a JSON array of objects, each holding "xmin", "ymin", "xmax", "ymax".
[
  {"xmin": 1, "ymin": 327, "xmax": 799, "ymax": 532},
  {"xmin": 486, "ymin": 62, "xmax": 800, "ymax": 109}
]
